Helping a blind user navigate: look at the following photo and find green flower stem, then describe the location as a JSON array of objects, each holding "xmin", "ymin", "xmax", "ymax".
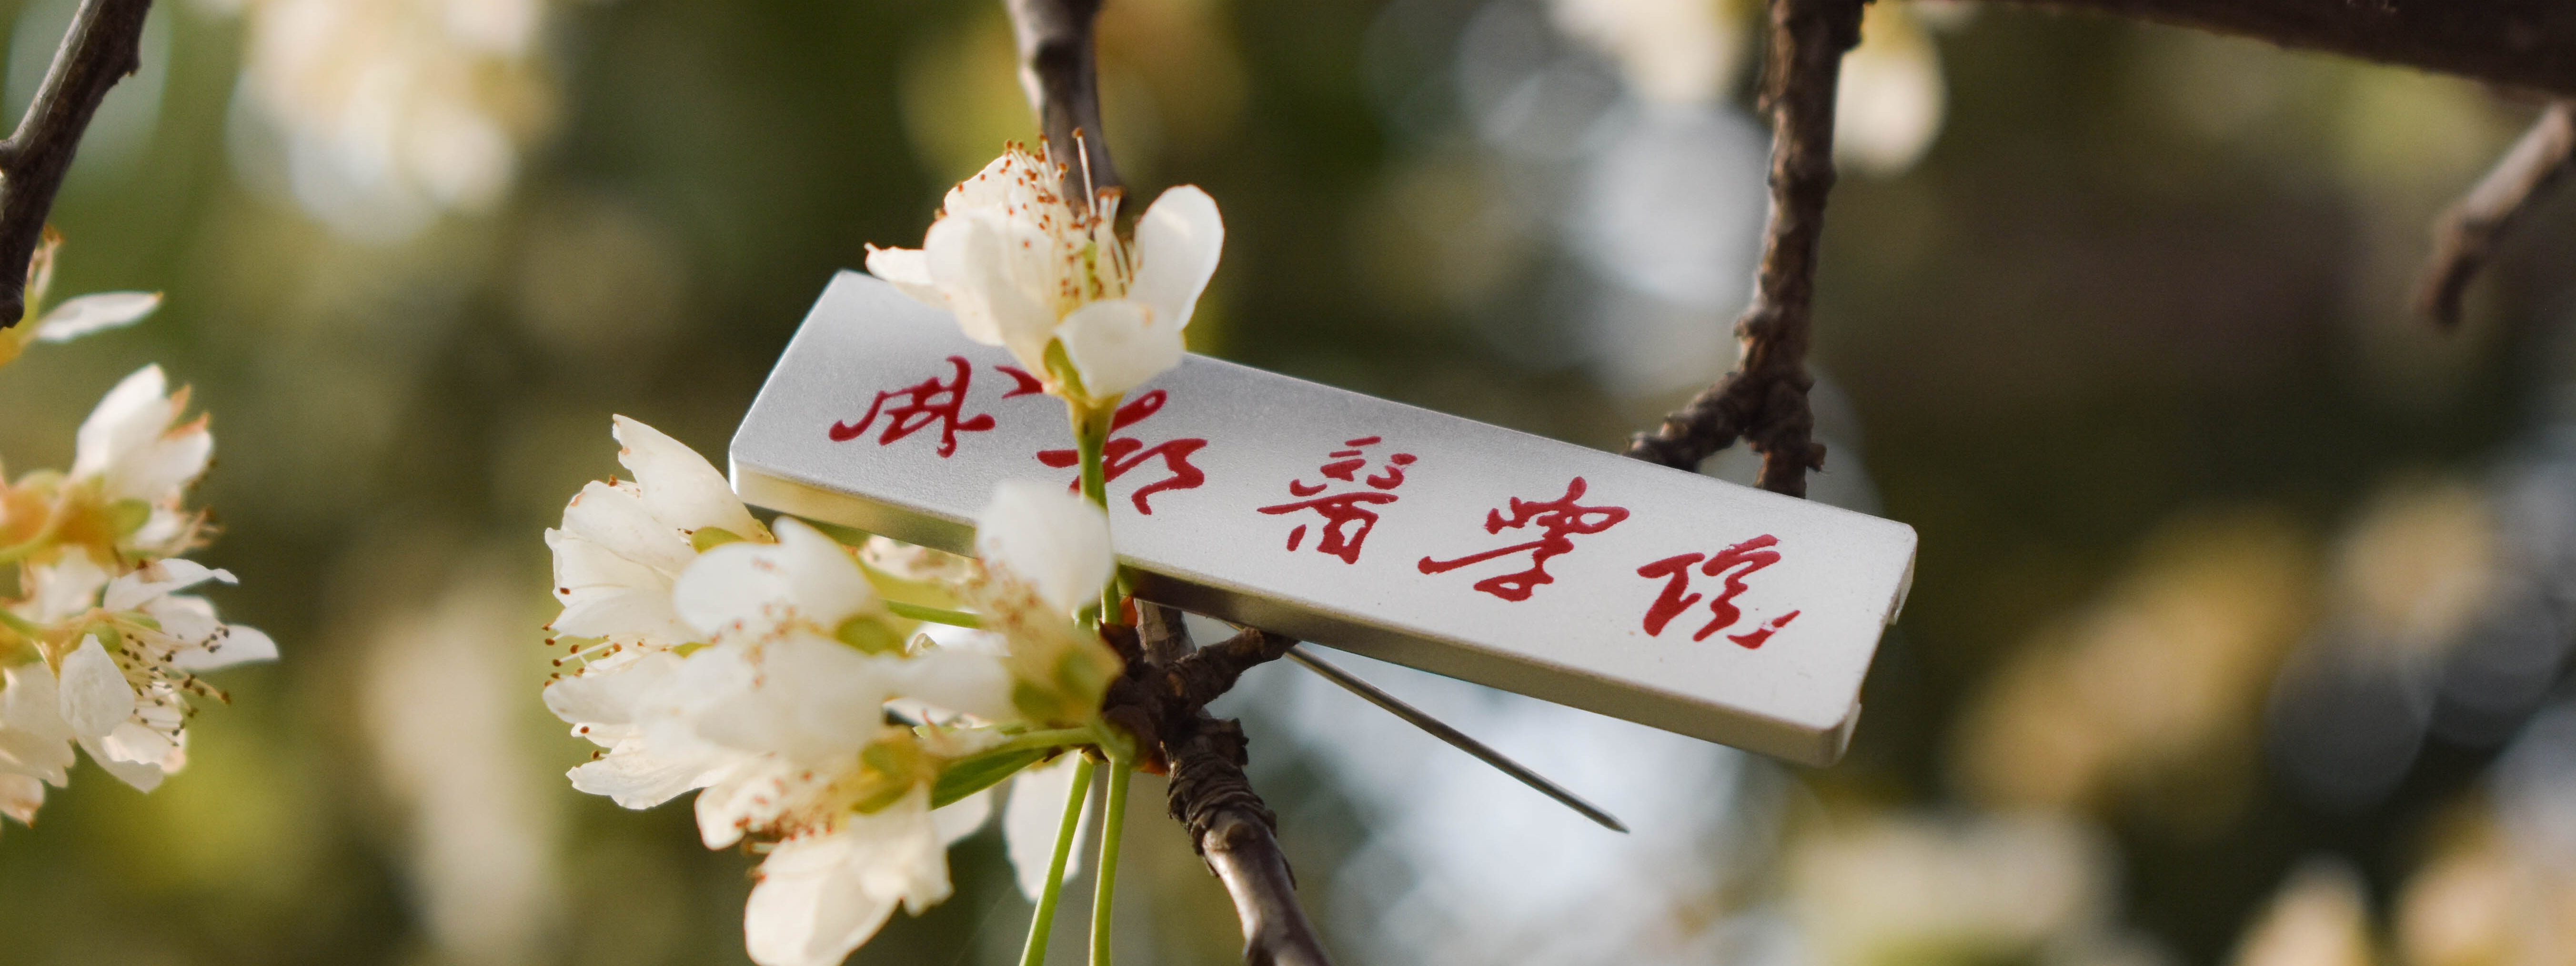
[
  {"xmin": 1090, "ymin": 755, "xmax": 1134, "ymax": 966},
  {"xmin": 884, "ymin": 600, "xmax": 982, "ymax": 629},
  {"xmin": 1069, "ymin": 400, "xmax": 1119, "ymax": 626},
  {"xmin": 1020, "ymin": 755, "xmax": 1098, "ymax": 966}
]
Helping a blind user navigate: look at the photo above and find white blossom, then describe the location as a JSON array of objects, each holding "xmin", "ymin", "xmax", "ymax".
[
  {"xmin": 0, "ymin": 559, "xmax": 273, "ymax": 809},
  {"xmin": 866, "ymin": 143, "xmax": 1224, "ymax": 403}
]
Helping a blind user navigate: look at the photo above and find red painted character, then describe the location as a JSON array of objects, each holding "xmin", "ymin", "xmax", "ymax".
[
  {"xmin": 1418, "ymin": 476, "xmax": 1629, "ymax": 601},
  {"xmin": 1257, "ymin": 436, "xmax": 1417, "ymax": 564},
  {"xmin": 1033, "ymin": 387, "xmax": 1209, "ymax": 515},
  {"xmin": 828, "ymin": 355, "xmax": 997, "ymax": 458},
  {"xmin": 1636, "ymin": 534, "xmax": 1800, "ymax": 648}
]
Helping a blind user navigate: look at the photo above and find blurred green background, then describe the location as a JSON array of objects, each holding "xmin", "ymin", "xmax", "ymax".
[{"xmin": 3, "ymin": 0, "xmax": 2573, "ymax": 964}]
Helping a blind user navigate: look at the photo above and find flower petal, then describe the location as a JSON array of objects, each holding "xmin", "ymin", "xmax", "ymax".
[
  {"xmin": 547, "ymin": 527, "xmax": 699, "ymax": 644},
  {"xmin": 70, "ymin": 365, "xmax": 172, "ymax": 482},
  {"xmin": 863, "ymin": 245, "xmax": 946, "ymax": 307},
  {"xmin": 927, "ymin": 211, "xmax": 1057, "ymax": 369},
  {"xmin": 100, "ymin": 719, "xmax": 175, "ymax": 766},
  {"xmin": 1129, "ymin": 185, "xmax": 1223, "ymax": 331},
  {"xmin": 0, "ymin": 773, "xmax": 41, "ymax": 825},
  {"xmin": 76, "ymin": 735, "xmax": 163, "ymax": 792},
  {"xmin": 896, "ymin": 647, "xmax": 1017, "ymax": 723},
  {"xmin": 55, "ymin": 636, "xmax": 134, "ymax": 739},
  {"xmin": 103, "ymin": 558, "xmax": 233, "ymax": 612},
  {"xmin": 33, "ymin": 292, "xmax": 160, "ymax": 343},
  {"xmin": 1003, "ymin": 755, "xmax": 1092, "ymax": 900},
  {"xmin": 560, "ymin": 480, "xmax": 696, "ymax": 578},
  {"xmin": 933, "ymin": 788, "xmax": 994, "ymax": 844},
  {"xmin": 0, "ymin": 664, "xmax": 75, "ymax": 785},
  {"xmin": 171, "ymin": 623, "xmax": 277, "ymax": 672},
  {"xmin": 570, "ymin": 735, "xmax": 736, "ymax": 810},
  {"xmin": 1057, "ymin": 298, "xmax": 1184, "ymax": 400},
  {"xmin": 20, "ymin": 554, "xmax": 110, "ymax": 624},
  {"xmin": 974, "ymin": 481, "xmax": 1114, "ymax": 616},
  {"xmin": 673, "ymin": 518, "xmax": 876, "ymax": 642},
  {"xmin": 744, "ymin": 832, "xmax": 900, "ymax": 966},
  {"xmin": 542, "ymin": 651, "xmax": 681, "ymax": 726},
  {"xmin": 106, "ymin": 421, "xmax": 211, "ymax": 503},
  {"xmin": 613, "ymin": 415, "xmax": 763, "ymax": 539}
]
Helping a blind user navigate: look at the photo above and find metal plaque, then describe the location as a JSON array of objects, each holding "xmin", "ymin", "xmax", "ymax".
[{"xmin": 732, "ymin": 272, "xmax": 1917, "ymax": 765}]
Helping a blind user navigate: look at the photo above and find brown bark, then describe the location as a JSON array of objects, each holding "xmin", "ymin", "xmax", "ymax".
[
  {"xmin": 1132, "ymin": 605, "xmax": 1333, "ymax": 966},
  {"xmin": 1004, "ymin": 0, "xmax": 1123, "ymax": 201},
  {"xmin": 0, "ymin": 0, "xmax": 153, "ymax": 327}
]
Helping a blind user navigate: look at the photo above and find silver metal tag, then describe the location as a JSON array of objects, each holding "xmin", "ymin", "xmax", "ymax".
[{"xmin": 731, "ymin": 272, "xmax": 1916, "ymax": 765}]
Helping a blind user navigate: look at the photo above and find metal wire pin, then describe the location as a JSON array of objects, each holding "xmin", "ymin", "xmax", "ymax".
[{"xmin": 1284, "ymin": 645, "xmax": 1629, "ymax": 834}]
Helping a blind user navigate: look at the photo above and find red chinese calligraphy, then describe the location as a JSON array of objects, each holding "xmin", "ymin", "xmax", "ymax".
[
  {"xmin": 1418, "ymin": 476, "xmax": 1629, "ymax": 601},
  {"xmin": 1034, "ymin": 390, "xmax": 1209, "ymax": 514},
  {"xmin": 1636, "ymin": 534, "xmax": 1800, "ymax": 647},
  {"xmin": 828, "ymin": 355, "xmax": 996, "ymax": 457},
  {"xmin": 1258, "ymin": 436, "xmax": 1417, "ymax": 564},
  {"xmin": 995, "ymin": 364, "xmax": 1046, "ymax": 398}
]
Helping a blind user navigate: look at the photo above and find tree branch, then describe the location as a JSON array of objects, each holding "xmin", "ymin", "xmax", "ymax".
[
  {"xmin": 1004, "ymin": 0, "xmax": 1123, "ymax": 201},
  {"xmin": 0, "ymin": 0, "xmax": 151, "ymax": 327},
  {"xmin": 1970, "ymin": 0, "xmax": 2576, "ymax": 99},
  {"xmin": 1127, "ymin": 604, "xmax": 1332, "ymax": 966},
  {"xmin": 1626, "ymin": 0, "xmax": 1859, "ymax": 497},
  {"xmin": 1166, "ymin": 713, "xmax": 1332, "ymax": 966},
  {"xmin": 2415, "ymin": 101, "xmax": 2575, "ymax": 330}
]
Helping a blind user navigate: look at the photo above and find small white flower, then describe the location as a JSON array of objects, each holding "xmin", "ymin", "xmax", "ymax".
[
  {"xmin": 973, "ymin": 480, "xmax": 1114, "ymax": 617},
  {"xmin": 20, "ymin": 559, "xmax": 278, "ymax": 794},
  {"xmin": 547, "ymin": 415, "xmax": 766, "ymax": 646},
  {"xmin": 866, "ymin": 144, "xmax": 1223, "ymax": 403}
]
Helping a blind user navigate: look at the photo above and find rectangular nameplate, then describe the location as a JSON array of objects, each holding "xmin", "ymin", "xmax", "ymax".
[{"xmin": 732, "ymin": 272, "xmax": 1917, "ymax": 765}]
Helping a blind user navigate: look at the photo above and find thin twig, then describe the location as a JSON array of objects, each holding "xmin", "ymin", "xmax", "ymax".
[
  {"xmin": 0, "ymin": 0, "xmax": 151, "ymax": 327},
  {"xmin": 1626, "ymin": 0, "xmax": 1860, "ymax": 497},
  {"xmin": 2415, "ymin": 101, "xmax": 2576, "ymax": 330},
  {"xmin": 1005, "ymin": 0, "xmax": 1122, "ymax": 201},
  {"xmin": 1969, "ymin": 0, "xmax": 2576, "ymax": 99}
]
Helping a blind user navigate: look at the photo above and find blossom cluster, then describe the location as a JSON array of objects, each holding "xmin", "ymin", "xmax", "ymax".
[
  {"xmin": 543, "ymin": 418, "xmax": 1126, "ymax": 966},
  {"xmin": 546, "ymin": 143, "xmax": 1221, "ymax": 966},
  {"xmin": 0, "ymin": 243, "xmax": 272, "ymax": 838}
]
